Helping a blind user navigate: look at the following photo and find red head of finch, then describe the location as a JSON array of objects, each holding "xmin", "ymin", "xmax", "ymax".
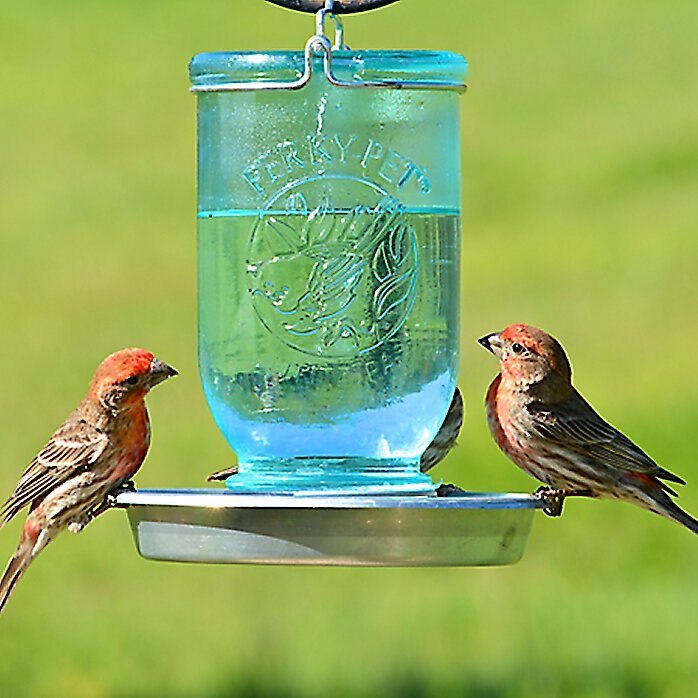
[
  {"xmin": 0, "ymin": 348, "xmax": 177, "ymax": 614},
  {"xmin": 479, "ymin": 324, "xmax": 698, "ymax": 534}
]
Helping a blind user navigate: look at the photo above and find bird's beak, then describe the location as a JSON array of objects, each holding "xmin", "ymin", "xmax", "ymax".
[
  {"xmin": 149, "ymin": 357, "xmax": 178, "ymax": 386},
  {"xmin": 478, "ymin": 332, "xmax": 503, "ymax": 357}
]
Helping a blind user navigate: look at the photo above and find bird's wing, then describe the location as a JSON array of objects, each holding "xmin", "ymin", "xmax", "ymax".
[
  {"xmin": 421, "ymin": 387, "xmax": 464, "ymax": 473},
  {"xmin": 527, "ymin": 392, "xmax": 684, "ymax": 484},
  {"xmin": 1, "ymin": 417, "xmax": 109, "ymax": 525}
]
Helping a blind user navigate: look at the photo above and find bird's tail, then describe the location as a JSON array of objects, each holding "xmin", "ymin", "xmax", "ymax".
[
  {"xmin": 0, "ymin": 547, "xmax": 31, "ymax": 615},
  {"xmin": 0, "ymin": 521, "xmax": 49, "ymax": 615},
  {"xmin": 662, "ymin": 500, "xmax": 698, "ymax": 535},
  {"xmin": 643, "ymin": 490, "xmax": 698, "ymax": 536}
]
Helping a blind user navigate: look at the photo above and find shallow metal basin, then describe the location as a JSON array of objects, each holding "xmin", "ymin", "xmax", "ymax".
[{"xmin": 116, "ymin": 489, "xmax": 544, "ymax": 567}]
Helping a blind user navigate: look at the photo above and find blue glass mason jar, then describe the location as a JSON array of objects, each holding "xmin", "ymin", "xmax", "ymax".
[{"xmin": 191, "ymin": 40, "xmax": 467, "ymax": 494}]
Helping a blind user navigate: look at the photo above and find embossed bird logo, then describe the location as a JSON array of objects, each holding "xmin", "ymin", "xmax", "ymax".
[{"xmin": 249, "ymin": 196, "xmax": 417, "ymax": 355}]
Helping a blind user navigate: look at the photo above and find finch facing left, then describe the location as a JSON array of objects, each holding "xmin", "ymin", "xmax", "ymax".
[{"xmin": 479, "ymin": 324, "xmax": 698, "ymax": 533}]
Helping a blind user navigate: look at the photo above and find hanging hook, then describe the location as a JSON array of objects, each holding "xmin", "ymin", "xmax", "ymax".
[
  {"xmin": 193, "ymin": 0, "xmax": 465, "ymax": 93},
  {"xmin": 265, "ymin": 0, "xmax": 399, "ymax": 14},
  {"xmin": 314, "ymin": 1, "xmax": 346, "ymax": 49}
]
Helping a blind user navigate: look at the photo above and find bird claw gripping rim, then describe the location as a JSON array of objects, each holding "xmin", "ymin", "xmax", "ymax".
[
  {"xmin": 533, "ymin": 487, "xmax": 595, "ymax": 518},
  {"xmin": 105, "ymin": 480, "xmax": 138, "ymax": 511}
]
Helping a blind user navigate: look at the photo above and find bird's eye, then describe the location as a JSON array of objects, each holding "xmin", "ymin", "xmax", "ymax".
[
  {"xmin": 125, "ymin": 376, "xmax": 140, "ymax": 386},
  {"xmin": 511, "ymin": 343, "xmax": 526, "ymax": 354}
]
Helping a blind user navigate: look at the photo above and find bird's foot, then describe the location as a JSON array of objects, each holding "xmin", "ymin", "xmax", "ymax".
[
  {"xmin": 94, "ymin": 481, "xmax": 138, "ymax": 516},
  {"xmin": 533, "ymin": 487, "xmax": 566, "ymax": 517},
  {"xmin": 533, "ymin": 487, "xmax": 594, "ymax": 517},
  {"xmin": 207, "ymin": 465, "xmax": 238, "ymax": 483},
  {"xmin": 117, "ymin": 479, "xmax": 137, "ymax": 494},
  {"xmin": 435, "ymin": 483, "xmax": 466, "ymax": 497},
  {"xmin": 108, "ymin": 479, "xmax": 136, "ymax": 504}
]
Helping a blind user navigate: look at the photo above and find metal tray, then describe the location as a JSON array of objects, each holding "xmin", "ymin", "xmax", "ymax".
[{"xmin": 116, "ymin": 489, "xmax": 544, "ymax": 567}]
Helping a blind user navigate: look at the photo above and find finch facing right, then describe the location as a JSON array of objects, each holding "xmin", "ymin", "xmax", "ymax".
[
  {"xmin": 479, "ymin": 323, "xmax": 698, "ymax": 534},
  {"xmin": 0, "ymin": 348, "xmax": 177, "ymax": 615}
]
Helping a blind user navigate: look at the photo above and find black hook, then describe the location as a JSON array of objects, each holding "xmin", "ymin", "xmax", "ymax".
[{"xmin": 265, "ymin": 0, "xmax": 399, "ymax": 14}]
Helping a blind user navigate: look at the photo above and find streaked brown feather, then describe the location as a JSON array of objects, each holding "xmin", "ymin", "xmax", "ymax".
[
  {"xmin": 1, "ymin": 417, "xmax": 108, "ymax": 526},
  {"xmin": 0, "ymin": 553, "xmax": 28, "ymax": 614},
  {"xmin": 420, "ymin": 387, "xmax": 464, "ymax": 473},
  {"xmin": 526, "ymin": 391, "xmax": 685, "ymax": 485}
]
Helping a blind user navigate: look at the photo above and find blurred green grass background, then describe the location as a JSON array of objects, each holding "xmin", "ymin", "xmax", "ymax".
[{"xmin": 0, "ymin": 0, "xmax": 696, "ymax": 696}]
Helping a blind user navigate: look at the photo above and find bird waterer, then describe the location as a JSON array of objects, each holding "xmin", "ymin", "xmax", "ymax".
[{"xmin": 118, "ymin": 0, "xmax": 545, "ymax": 566}]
